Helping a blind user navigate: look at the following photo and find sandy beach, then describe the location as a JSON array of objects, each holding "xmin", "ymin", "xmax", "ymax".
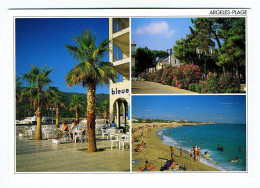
[{"xmin": 132, "ymin": 123, "xmax": 219, "ymax": 172}]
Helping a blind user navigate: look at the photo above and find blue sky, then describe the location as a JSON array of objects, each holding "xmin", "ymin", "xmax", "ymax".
[
  {"xmin": 16, "ymin": 18, "xmax": 110, "ymax": 94},
  {"xmin": 131, "ymin": 18, "xmax": 193, "ymax": 51},
  {"xmin": 132, "ymin": 95, "xmax": 246, "ymax": 124}
]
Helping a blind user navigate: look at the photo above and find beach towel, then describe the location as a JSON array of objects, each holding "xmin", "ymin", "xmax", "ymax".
[{"xmin": 139, "ymin": 166, "xmax": 156, "ymax": 172}]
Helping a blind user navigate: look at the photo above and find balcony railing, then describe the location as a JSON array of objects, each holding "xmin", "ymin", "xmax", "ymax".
[
  {"xmin": 113, "ymin": 44, "xmax": 123, "ymax": 61},
  {"xmin": 113, "ymin": 51, "xmax": 123, "ymax": 62},
  {"xmin": 113, "ymin": 18, "xmax": 129, "ymax": 34}
]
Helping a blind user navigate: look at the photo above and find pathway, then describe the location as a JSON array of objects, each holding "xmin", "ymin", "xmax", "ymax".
[{"xmin": 132, "ymin": 81, "xmax": 197, "ymax": 94}]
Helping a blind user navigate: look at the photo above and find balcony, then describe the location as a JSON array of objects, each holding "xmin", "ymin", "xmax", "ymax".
[
  {"xmin": 112, "ymin": 18, "xmax": 129, "ymax": 58},
  {"xmin": 113, "ymin": 18, "xmax": 129, "ymax": 34}
]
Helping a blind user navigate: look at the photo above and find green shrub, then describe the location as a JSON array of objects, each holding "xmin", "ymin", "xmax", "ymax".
[
  {"xmin": 188, "ymin": 83, "xmax": 202, "ymax": 93},
  {"xmin": 188, "ymin": 83, "xmax": 197, "ymax": 92},
  {"xmin": 201, "ymin": 73, "xmax": 240, "ymax": 93},
  {"xmin": 141, "ymin": 73, "xmax": 147, "ymax": 80},
  {"xmin": 154, "ymin": 69, "xmax": 163, "ymax": 83},
  {"xmin": 171, "ymin": 64, "xmax": 202, "ymax": 89},
  {"xmin": 161, "ymin": 65, "xmax": 174, "ymax": 86},
  {"xmin": 195, "ymin": 83, "xmax": 202, "ymax": 93}
]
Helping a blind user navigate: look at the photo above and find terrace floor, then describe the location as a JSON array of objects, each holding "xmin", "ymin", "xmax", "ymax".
[
  {"xmin": 132, "ymin": 81, "xmax": 196, "ymax": 94},
  {"xmin": 15, "ymin": 126, "xmax": 130, "ymax": 172}
]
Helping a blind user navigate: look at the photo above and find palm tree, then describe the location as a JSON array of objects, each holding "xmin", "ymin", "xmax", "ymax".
[
  {"xmin": 46, "ymin": 88, "xmax": 66, "ymax": 128},
  {"xmin": 22, "ymin": 65, "xmax": 55, "ymax": 140},
  {"xmin": 101, "ymin": 99, "xmax": 109, "ymax": 122},
  {"xmin": 65, "ymin": 30, "xmax": 118, "ymax": 152},
  {"xmin": 16, "ymin": 77, "xmax": 23, "ymax": 103},
  {"xmin": 69, "ymin": 94, "xmax": 85, "ymax": 124}
]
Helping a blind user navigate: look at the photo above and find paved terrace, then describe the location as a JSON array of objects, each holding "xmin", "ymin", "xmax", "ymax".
[
  {"xmin": 16, "ymin": 126, "xmax": 130, "ymax": 172},
  {"xmin": 132, "ymin": 81, "xmax": 196, "ymax": 94}
]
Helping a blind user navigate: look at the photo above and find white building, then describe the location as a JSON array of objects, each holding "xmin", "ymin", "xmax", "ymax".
[
  {"xmin": 170, "ymin": 55, "xmax": 182, "ymax": 67},
  {"xmin": 109, "ymin": 18, "xmax": 130, "ymax": 127}
]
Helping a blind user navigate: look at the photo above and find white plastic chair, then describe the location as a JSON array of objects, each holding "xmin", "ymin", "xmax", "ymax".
[
  {"xmin": 73, "ymin": 130, "xmax": 87, "ymax": 143},
  {"xmin": 110, "ymin": 134, "xmax": 119, "ymax": 149},
  {"xmin": 42, "ymin": 128, "xmax": 52, "ymax": 139},
  {"xmin": 108, "ymin": 128, "xmax": 117, "ymax": 139},
  {"xmin": 102, "ymin": 129, "xmax": 109, "ymax": 139},
  {"xmin": 120, "ymin": 134, "xmax": 130, "ymax": 151},
  {"xmin": 28, "ymin": 127, "xmax": 33, "ymax": 136},
  {"xmin": 73, "ymin": 130, "xmax": 82, "ymax": 143}
]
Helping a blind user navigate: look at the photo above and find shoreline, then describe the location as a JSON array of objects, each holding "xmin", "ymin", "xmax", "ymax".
[{"xmin": 132, "ymin": 123, "xmax": 220, "ymax": 172}]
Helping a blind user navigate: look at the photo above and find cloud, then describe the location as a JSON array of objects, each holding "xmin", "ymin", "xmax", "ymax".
[
  {"xmin": 144, "ymin": 110, "xmax": 152, "ymax": 111},
  {"xmin": 136, "ymin": 21, "xmax": 175, "ymax": 37},
  {"xmin": 184, "ymin": 108, "xmax": 191, "ymax": 110}
]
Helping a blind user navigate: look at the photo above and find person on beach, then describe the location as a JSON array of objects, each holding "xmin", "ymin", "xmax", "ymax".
[
  {"xmin": 133, "ymin": 137, "xmax": 139, "ymax": 142},
  {"xmin": 141, "ymin": 132, "xmax": 144, "ymax": 138},
  {"xmin": 194, "ymin": 147, "xmax": 197, "ymax": 162},
  {"xmin": 135, "ymin": 144, "xmax": 143, "ymax": 152},
  {"xmin": 197, "ymin": 148, "xmax": 201, "ymax": 161},
  {"xmin": 166, "ymin": 160, "xmax": 171, "ymax": 170},
  {"xmin": 170, "ymin": 146, "xmax": 175, "ymax": 159},
  {"xmin": 139, "ymin": 160, "xmax": 154, "ymax": 171},
  {"xmin": 62, "ymin": 120, "xmax": 69, "ymax": 132},
  {"xmin": 110, "ymin": 121, "xmax": 117, "ymax": 128},
  {"xmin": 190, "ymin": 149, "xmax": 194, "ymax": 157},
  {"xmin": 169, "ymin": 158, "xmax": 179, "ymax": 170},
  {"xmin": 141, "ymin": 141, "xmax": 146, "ymax": 147},
  {"xmin": 102, "ymin": 121, "xmax": 109, "ymax": 129},
  {"xmin": 180, "ymin": 148, "xmax": 183, "ymax": 158},
  {"xmin": 144, "ymin": 160, "xmax": 150, "ymax": 170}
]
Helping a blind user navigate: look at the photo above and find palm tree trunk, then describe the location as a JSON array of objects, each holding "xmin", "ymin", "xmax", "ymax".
[
  {"xmin": 76, "ymin": 108, "xmax": 79, "ymax": 124},
  {"xmin": 55, "ymin": 106, "xmax": 59, "ymax": 128},
  {"xmin": 35, "ymin": 106, "xmax": 42, "ymax": 140},
  {"xmin": 104, "ymin": 110, "xmax": 108, "ymax": 122},
  {"xmin": 87, "ymin": 83, "xmax": 97, "ymax": 152}
]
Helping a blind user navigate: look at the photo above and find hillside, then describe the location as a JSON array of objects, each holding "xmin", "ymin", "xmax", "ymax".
[{"xmin": 16, "ymin": 88, "xmax": 109, "ymax": 120}]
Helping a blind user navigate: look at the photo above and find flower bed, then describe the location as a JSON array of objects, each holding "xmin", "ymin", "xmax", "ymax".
[
  {"xmin": 146, "ymin": 64, "xmax": 202, "ymax": 89},
  {"xmin": 144, "ymin": 65, "xmax": 240, "ymax": 93},
  {"xmin": 201, "ymin": 73, "xmax": 240, "ymax": 93}
]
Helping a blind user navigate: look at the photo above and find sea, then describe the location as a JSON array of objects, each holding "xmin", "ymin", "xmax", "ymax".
[{"xmin": 157, "ymin": 124, "xmax": 246, "ymax": 171}]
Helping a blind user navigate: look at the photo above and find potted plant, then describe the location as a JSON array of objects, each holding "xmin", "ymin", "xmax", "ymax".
[{"xmin": 52, "ymin": 130, "xmax": 63, "ymax": 144}]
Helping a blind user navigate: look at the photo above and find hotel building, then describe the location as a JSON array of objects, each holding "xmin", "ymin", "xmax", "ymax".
[{"xmin": 109, "ymin": 18, "xmax": 130, "ymax": 127}]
